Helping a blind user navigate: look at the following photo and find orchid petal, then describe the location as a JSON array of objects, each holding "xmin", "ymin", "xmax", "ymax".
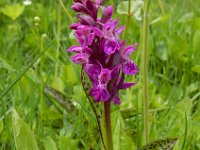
[
  {"xmin": 122, "ymin": 60, "xmax": 138, "ymax": 75},
  {"xmin": 111, "ymin": 19, "xmax": 120, "ymax": 30},
  {"xmin": 90, "ymin": 85, "xmax": 110, "ymax": 101},
  {"xmin": 120, "ymin": 82, "xmax": 137, "ymax": 89},
  {"xmin": 123, "ymin": 43, "xmax": 137, "ymax": 58},
  {"xmin": 115, "ymin": 26, "xmax": 125, "ymax": 34},
  {"xmin": 99, "ymin": 68, "xmax": 112, "ymax": 84},
  {"xmin": 84, "ymin": 64, "xmax": 101, "ymax": 82},
  {"xmin": 92, "ymin": 27, "xmax": 103, "ymax": 36},
  {"xmin": 101, "ymin": 6, "xmax": 114, "ymax": 23},
  {"xmin": 96, "ymin": 0, "xmax": 102, "ymax": 6},
  {"xmin": 104, "ymin": 40, "xmax": 118, "ymax": 54},
  {"xmin": 86, "ymin": 0, "xmax": 98, "ymax": 19},
  {"xmin": 111, "ymin": 65, "xmax": 121, "ymax": 78},
  {"xmin": 70, "ymin": 23, "xmax": 80, "ymax": 30},
  {"xmin": 120, "ymin": 41, "xmax": 126, "ymax": 49},
  {"xmin": 67, "ymin": 46, "xmax": 82, "ymax": 53},
  {"xmin": 86, "ymin": 0, "xmax": 94, "ymax": 10},
  {"xmin": 113, "ymin": 94, "xmax": 120, "ymax": 105},
  {"xmin": 72, "ymin": 2, "xmax": 89, "ymax": 14},
  {"xmin": 70, "ymin": 54, "xmax": 88, "ymax": 64},
  {"xmin": 78, "ymin": 15, "xmax": 95, "ymax": 25},
  {"xmin": 86, "ymin": 33, "xmax": 95, "ymax": 45},
  {"xmin": 83, "ymin": 47, "xmax": 93, "ymax": 54}
]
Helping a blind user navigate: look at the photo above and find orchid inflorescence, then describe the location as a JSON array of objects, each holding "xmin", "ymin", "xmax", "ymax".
[{"xmin": 67, "ymin": 0, "xmax": 138, "ymax": 105}]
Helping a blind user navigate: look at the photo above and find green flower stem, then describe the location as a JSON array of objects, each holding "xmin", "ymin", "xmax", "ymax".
[
  {"xmin": 122, "ymin": 0, "xmax": 131, "ymax": 40},
  {"xmin": 55, "ymin": 2, "xmax": 61, "ymax": 77},
  {"xmin": 58, "ymin": 0, "xmax": 74, "ymax": 23},
  {"xmin": 142, "ymin": 0, "xmax": 151, "ymax": 145},
  {"xmin": 157, "ymin": 0, "xmax": 165, "ymax": 15},
  {"xmin": 104, "ymin": 101, "xmax": 113, "ymax": 150}
]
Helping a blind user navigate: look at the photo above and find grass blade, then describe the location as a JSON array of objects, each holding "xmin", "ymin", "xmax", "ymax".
[{"xmin": 0, "ymin": 38, "xmax": 56, "ymax": 99}]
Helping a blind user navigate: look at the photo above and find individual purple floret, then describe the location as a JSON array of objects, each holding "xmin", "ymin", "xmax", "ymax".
[{"xmin": 67, "ymin": 0, "xmax": 138, "ymax": 105}]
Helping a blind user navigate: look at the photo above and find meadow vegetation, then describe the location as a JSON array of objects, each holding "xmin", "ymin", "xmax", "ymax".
[{"xmin": 0, "ymin": 0, "xmax": 200, "ymax": 149}]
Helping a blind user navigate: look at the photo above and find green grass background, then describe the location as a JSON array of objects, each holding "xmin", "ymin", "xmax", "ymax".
[{"xmin": 0, "ymin": 0, "xmax": 200, "ymax": 149}]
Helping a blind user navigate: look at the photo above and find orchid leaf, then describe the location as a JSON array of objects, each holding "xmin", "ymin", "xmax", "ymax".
[
  {"xmin": 137, "ymin": 138, "xmax": 178, "ymax": 150},
  {"xmin": 44, "ymin": 85, "xmax": 75, "ymax": 112},
  {"xmin": 12, "ymin": 108, "xmax": 39, "ymax": 150}
]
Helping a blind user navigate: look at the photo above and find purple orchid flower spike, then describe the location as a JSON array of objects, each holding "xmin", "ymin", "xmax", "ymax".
[{"xmin": 67, "ymin": 0, "xmax": 138, "ymax": 105}]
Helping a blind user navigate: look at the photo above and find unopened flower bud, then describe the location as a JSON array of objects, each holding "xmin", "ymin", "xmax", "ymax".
[
  {"xmin": 34, "ymin": 16, "xmax": 40, "ymax": 22},
  {"xmin": 86, "ymin": 0, "xmax": 97, "ymax": 20},
  {"xmin": 71, "ymin": 3, "xmax": 88, "ymax": 14},
  {"xmin": 35, "ymin": 22, "xmax": 39, "ymax": 27},
  {"xmin": 78, "ymin": 15, "xmax": 95, "ymax": 26},
  {"xmin": 74, "ymin": 0, "xmax": 83, "ymax": 3},
  {"xmin": 101, "ymin": 6, "xmax": 113, "ymax": 23},
  {"xmin": 86, "ymin": 0, "xmax": 94, "ymax": 10},
  {"xmin": 103, "ymin": 6, "xmax": 113, "ymax": 17},
  {"xmin": 70, "ymin": 23, "xmax": 80, "ymax": 30},
  {"xmin": 41, "ymin": 34, "xmax": 48, "ymax": 40},
  {"xmin": 96, "ymin": 0, "xmax": 102, "ymax": 6},
  {"xmin": 23, "ymin": 0, "xmax": 32, "ymax": 6}
]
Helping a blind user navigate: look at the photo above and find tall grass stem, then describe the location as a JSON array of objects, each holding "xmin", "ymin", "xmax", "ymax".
[
  {"xmin": 55, "ymin": 2, "xmax": 61, "ymax": 77},
  {"xmin": 157, "ymin": 0, "xmax": 165, "ymax": 15},
  {"xmin": 142, "ymin": 0, "xmax": 151, "ymax": 145},
  {"xmin": 58, "ymin": 0, "xmax": 74, "ymax": 23},
  {"xmin": 181, "ymin": 111, "xmax": 187, "ymax": 150},
  {"xmin": 122, "ymin": 0, "xmax": 131, "ymax": 40}
]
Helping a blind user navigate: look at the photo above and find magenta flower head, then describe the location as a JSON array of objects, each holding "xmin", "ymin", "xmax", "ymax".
[{"xmin": 67, "ymin": 0, "xmax": 138, "ymax": 105}]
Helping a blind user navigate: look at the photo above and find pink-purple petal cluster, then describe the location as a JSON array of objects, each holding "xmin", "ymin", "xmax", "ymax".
[{"xmin": 67, "ymin": 0, "xmax": 138, "ymax": 105}]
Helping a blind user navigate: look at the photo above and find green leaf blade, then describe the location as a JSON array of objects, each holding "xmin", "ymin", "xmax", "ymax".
[
  {"xmin": 12, "ymin": 108, "xmax": 39, "ymax": 150},
  {"xmin": 1, "ymin": 4, "xmax": 25, "ymax": 20}
]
